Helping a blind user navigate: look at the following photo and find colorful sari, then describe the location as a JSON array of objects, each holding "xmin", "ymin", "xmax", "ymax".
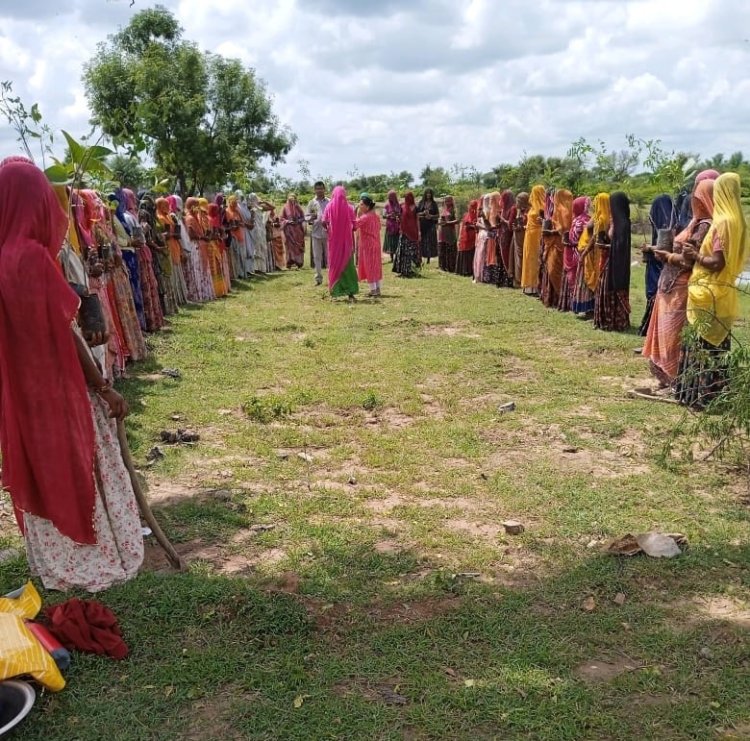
[
  {"xmin": 541, "ymin": 189, "xmax": 572, "ymax": 308},
  {"xmin": 560, "ymin": 196, "xmax": 589, "ymax": 312},
  {"xmin": 456, "ymin": 200, "xmax": 478, "ymax": 277},
  {"xmin": 521, "ymin": 185, "xmax": 545, "ymax": 294},
  {"xmin": 356, "ymin": 207, "xmax": 383, "ymax": 286},
  {"xmin": 156, "ymin": 197, "xmax": 188, "ymax": 305},
  {"xmin": 324, "ymin": 186, "xmax": 358, "ymax": 297},
  {"xmin": 383, "ymin": 191, "xmax": 401, "ymax": 257},
  {"xmin": 594, "ymin": 191, "xmax": 631, "ymax": 331},
  {"xmin": 474, "ymin": 195, "xmax": 492, "ymax": 283},
  {"xmin": 225, "ymin": 195, "xmax": 251, "ymax": 279},
  {"xmin": 638, "ymin": 194, "xmax": 673, "ymax": 335},
  {"xmin": 282, "ymin": 195, "xmax": 305, "ymax": 268},
  {"xmin": 393, "ymin": 192, "xmax": 420, "ymax": 277},
  {"xmin": 645, "ymin": 181, "xmax": 714, "ymax": 386},
  {"xmin": 185, "ymin": 198, "xmax": 215, "ymax": 302}
]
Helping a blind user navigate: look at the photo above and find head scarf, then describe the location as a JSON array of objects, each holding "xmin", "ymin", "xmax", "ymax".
[
  {"xmin": 108, "ymin": 191, "xmax": 130, "ymax": 234},
  {"xmin": 401, "ymin": 191, "xmax": 419, "ymax": 242},
  {"xmin": 387, "ymin": 190, "xmax": 400, "ymax": 210},
  {"xmin": 593, "ymin": 193, "xmax": 611, "ymax": 239},
  {"xmin": 500, "ymin": 190, "xmax": 514, "ymax": 220},
  {"xmin": 608, "ymin": 191, "xmax": 631, "ymax": 292},
  {"xmin": 649, "ymin": 194, "xmax": 674, "ymax": 241},
  {"xmin": 687, "ymin": 172, "xmax": 749, "ymax": 346},
  {"xmin": 459, "ymin": 200, "xmax": 479, "ymax": 251},
  {"xmin": 516, "ymin": 192, "xmax": 530, "ymax": 211},
  {"xmin": 529, "ymin": 186, "xmax": 546, "ymax": 219},
  {"xmin": 207, "ymin": 203, "xmax": 222, "ymax": 230},
  {"xmin": 122, "ymin": 188, "xmax": 138, "ymax": 216},
  {"xmin": 487, "ymin": 192, "xmax": 502, "ymax": 225},
  {"xmin": 552, "ymin": 189, "xmax": 573, "ymax": 233},
  {"xmin": 184, "ymin": 197, "xmax": 203, "ymax": 237},
  {"xmin": 385, "ymin": 190, "xmax": 401, "ymax": 235},
  {"xmin": 323, "ymin": 185, "xmax": 355, "ymax": 290},
  {"xmin": 569, "ymin": 196, "xmax": 591, "ymax": 246},
  {"xmin": 675, "ymin": 180, "xmax": 713, "ymax": 244},
  {"xmin": 0, "ymin": 159, "xmax": 97, "ymax": 544}
]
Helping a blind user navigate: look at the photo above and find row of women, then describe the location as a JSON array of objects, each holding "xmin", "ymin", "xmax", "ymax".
[
  {"xmin": 0, "ymin": 157, "xmax": 321, "ymax": 593},
  {"xmin": 427, "ymin": 173, "xmax": 747, "ymax": 408},
  {"xmin": 57, "ymin": 184, "xmax": 300, "ymax": 380}
]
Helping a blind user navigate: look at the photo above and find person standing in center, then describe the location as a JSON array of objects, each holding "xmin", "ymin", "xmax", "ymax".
[
  {"xmin": 307, "ymin": 181, "xmax": 330, "ymax": 286},
  {"xmin": 323, "ymin": 185, "xmax": 358, "ymax": 300},
  {"xmin": 393, "ymin": 192, "xmax": 420, "ymax": 278},
  {"xmin": 282, "ymin": 194, "xmax": 306, "ymax": 269}
]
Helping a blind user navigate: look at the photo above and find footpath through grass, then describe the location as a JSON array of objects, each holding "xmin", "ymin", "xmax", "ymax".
[{"xmin": 2, "ymin": 261, "xmax": 750, "ymax": 740}]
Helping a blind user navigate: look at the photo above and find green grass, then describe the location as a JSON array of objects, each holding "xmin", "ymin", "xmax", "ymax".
[{"xmin": 2, "ymin": 256, "xmax": 750, "ymax": 740}]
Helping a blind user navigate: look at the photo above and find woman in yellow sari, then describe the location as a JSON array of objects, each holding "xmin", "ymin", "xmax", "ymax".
[
  {"xmin": 573, "ymin": 193, "xmax": 610, "ymax": 319},
  {"xmin": 676, "ymin": 172, "xmax": 749, "ymax": 408},
  {"xmin": 521, "ymin": 185, "xmax": 546, "ymax": 295}
]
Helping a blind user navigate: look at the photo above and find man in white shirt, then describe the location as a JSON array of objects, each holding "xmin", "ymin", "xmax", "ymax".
[{"xmin": 306, "ymin": 181, "xmax": 330, "ymax": 286}]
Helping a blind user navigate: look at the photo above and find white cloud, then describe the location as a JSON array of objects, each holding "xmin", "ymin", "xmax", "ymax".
[{"xmin": 1, "ymin": 0, "xmax": 749, "ymax": 181}]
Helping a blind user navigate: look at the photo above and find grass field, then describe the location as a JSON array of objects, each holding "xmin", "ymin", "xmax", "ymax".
[{"xmin": 2, "ymin": 256, "xmax": 750, "ymax": 740}]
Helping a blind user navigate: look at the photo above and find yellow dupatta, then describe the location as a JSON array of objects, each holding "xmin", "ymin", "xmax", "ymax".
[
  {"xmin": 521, "ymin": 184, "xmax": 546, "ymax": 289},
  {"xmin": 584, "ymin": 193, "xmax": 610, "ymax": 291},
  {"xmin": 687, "ymin": 172, "xmax": 749, "ymax": 346}
]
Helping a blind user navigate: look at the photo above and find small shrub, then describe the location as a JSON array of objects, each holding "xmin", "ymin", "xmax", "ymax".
[
  {"xmin": 362, "ymin": 391, "xmax": 382, "ymax": 411},
  {"xmin": 242, "ymin": 395, "xmax": 293, "ymax": 423}
]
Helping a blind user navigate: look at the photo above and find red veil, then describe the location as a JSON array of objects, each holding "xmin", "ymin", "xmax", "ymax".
[{"xmin": 0, "ymin": 160, "xmax": 97, "ymax": 544}]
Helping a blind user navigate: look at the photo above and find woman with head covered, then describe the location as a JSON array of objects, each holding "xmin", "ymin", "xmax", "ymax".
[{"xmin": 0, "ymin": 158, "xmax": 143, "ymax": 591}]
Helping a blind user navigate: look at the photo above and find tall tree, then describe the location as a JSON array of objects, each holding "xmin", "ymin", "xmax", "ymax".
[{"xmin": 83, "ymin": 5, "xmax": 295, "ymax": 195}]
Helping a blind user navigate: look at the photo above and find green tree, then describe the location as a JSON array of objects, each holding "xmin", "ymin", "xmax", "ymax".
[{"xmin": 83, "ymin": 5, "xmax": 295, "ymax": 196}]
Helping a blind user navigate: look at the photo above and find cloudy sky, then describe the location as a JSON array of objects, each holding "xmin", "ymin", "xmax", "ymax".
[{"xmin": 1, "ymin": 0, "xmax": 749, "ymax": 181}]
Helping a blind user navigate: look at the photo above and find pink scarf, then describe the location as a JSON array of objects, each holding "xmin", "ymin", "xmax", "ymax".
[{"xmin": 323, "ymin": 185, "xmax": 355, "ymax": 289}]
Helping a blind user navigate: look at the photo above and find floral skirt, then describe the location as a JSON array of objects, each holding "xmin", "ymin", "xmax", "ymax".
[
  {"xmin": 24, "ymin": 394, "xmax": 144, "ymax": 592},
  {"xmin": 393, "ymin": 235, "xmax": 419, "ymax": 277}
]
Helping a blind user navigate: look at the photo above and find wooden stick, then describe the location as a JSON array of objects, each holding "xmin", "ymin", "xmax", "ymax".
[{"xmin": 116, "ymin": 419, "xmax": 188, "ymax": 572}]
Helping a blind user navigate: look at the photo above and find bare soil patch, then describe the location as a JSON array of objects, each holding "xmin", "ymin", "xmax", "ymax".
[
  {"xmin": 573, "ymin": 656, "xmax": 642, "ymax": 684},
  {"xmin": 422, "ymin": 323, "xmax": 481, "ymax": 339}
]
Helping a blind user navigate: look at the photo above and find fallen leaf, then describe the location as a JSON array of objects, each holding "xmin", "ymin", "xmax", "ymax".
[
  {"xmin": 582, "ymin": 596, "xmax": 596, "ymax": 612},
  {"xmin": 293, "ymin": 694, "xmax": 310, "ymax": 709},
  {"xmin": 464, "ymin": 679, "xmax": 476, "ymax": 687},
  {"xmin": 164, "ymin": 686, "xmax": 175, "ymax": 697},
  {"xmin": 613, "ymin": 593, "xmax": 627, "ymax": 606},
  {"xmin": 442, "ymin": 667, "xmax": 457, "ymax": 677}
]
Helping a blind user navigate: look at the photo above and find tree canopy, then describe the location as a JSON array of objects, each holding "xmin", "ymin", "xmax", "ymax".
[{"xmin": 83, "ymin": 5, "xmax": 295, "ymax": 195}]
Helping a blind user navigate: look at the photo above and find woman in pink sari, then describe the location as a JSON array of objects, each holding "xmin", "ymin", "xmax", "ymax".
[
  {"xmin": 323, "ymin": 186, "xmax": 358, "ymax": 300},
  {"xmin": 356, "ymin": 195, "xmax": 383, "ymax": 296}
]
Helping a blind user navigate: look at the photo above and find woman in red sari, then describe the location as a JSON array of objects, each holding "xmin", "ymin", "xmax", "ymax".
[
  {"xmin": 282, "ymin": 194, "xmax": 306, "ymax": 268},
  {"xmin": 393, "ymin": 191, "xmax": 420, "ymax": 277},
  {"xmin": 0, "ymin": 158, "xmax": 142, "ymax": 591},
  {"xmin": 455, "ymin": 199, "xmax": 478, "ymax": 277}
]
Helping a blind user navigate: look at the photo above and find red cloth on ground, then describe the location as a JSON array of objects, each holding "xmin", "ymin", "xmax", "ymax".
[
  {"xmin": 46, "ymin": 599, "xmax": 128, "ymax": 660},
  {"xmin": 0, "ymin": 159, "xmax": 97, "ymax": 545}
]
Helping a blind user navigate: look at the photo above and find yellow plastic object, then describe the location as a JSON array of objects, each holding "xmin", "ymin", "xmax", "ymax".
[
  {"xmin": 0, "ymin": 582, "xmax": 65, "ymax": 691},
  {"xmin": 0, "ymin": 581, "xmax": 42, "ymax": 619},
  {"xmin": 0, "ymin": 614, "xmax": 65, "ymax": 691}
]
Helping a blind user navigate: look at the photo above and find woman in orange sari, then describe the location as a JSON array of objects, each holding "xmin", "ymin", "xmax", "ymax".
[
  {"xmin": 225, "ymin": 194, "xmax": 251, "ymax": 279},
  {"xmin": 156, "ymin": 197, "xmax": 188, "ymax": 306},
  {"xmin": 540, "ymin": 189, "xmax": 572, "ymax": 308},
  {"xmin": 644, "ymin": 180, "xmax": 714, "ymax": 388},
  {"xmin": 198, "ymin": 199, "xmax": 227, "ymax": 297}
]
